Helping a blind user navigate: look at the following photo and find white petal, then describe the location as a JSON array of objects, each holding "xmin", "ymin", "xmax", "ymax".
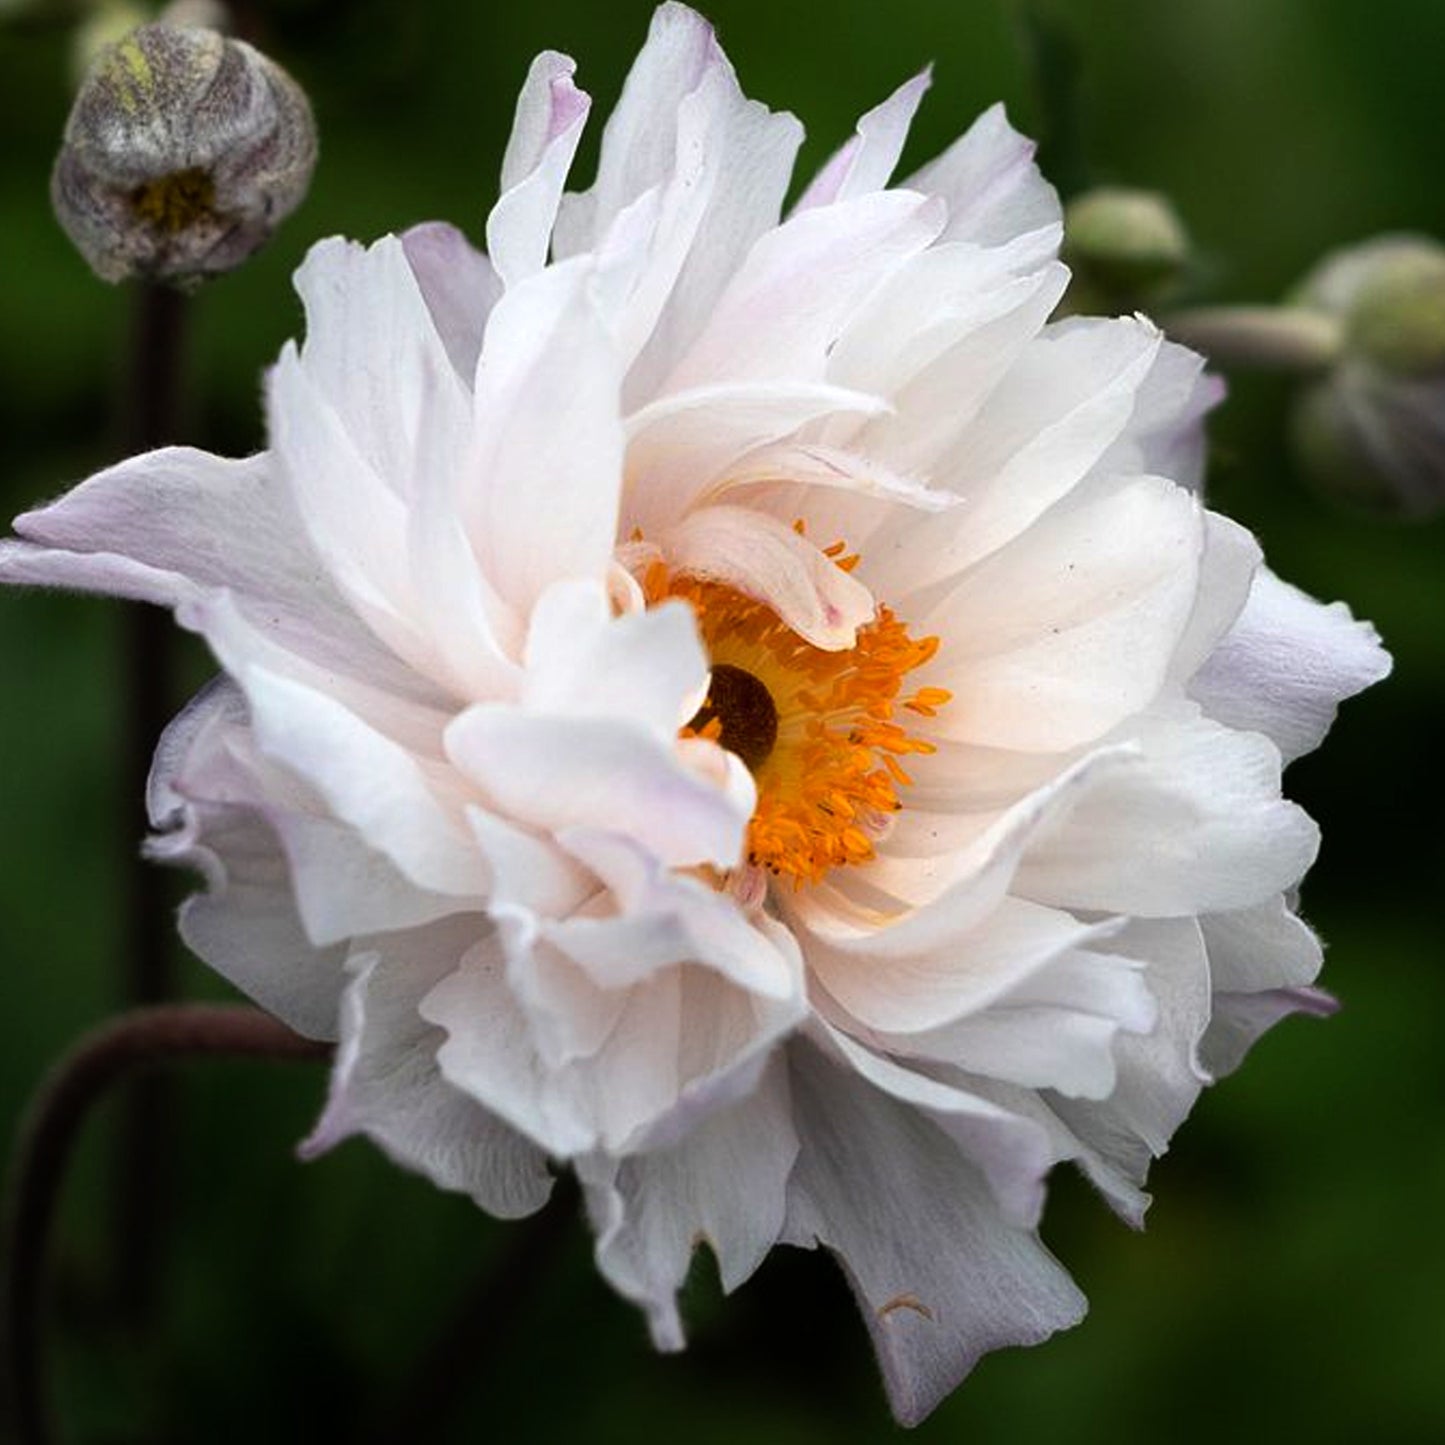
[
  {"xmin": 552, "ymin": 2, "xmax": 720, "ymax": 257},
  {"xmin": 554, "ymin": 826, "xmax": 799, "ymax": 998},
  {"xmin": 487, "ymin": 51, "xmax": 590, "ymax": 288},
  {"xmin": 905, "ymin": 102, "xmax": 1061, "ymax": 246},
  {"xmin": 292, "ymin": 236, "xmax": 471, "ymax": 504},
  {"xmin": 301, "ymin": 922, "xmax": 553, "ymax": 1219},
  {"xmin": 522, "ymin": 577, "xmax": 707, "ymax": 738},
  {"xmin": 784, "ymin": 1039, "xmax": 1086, "ymax": 1427},
  {"xmin": 808, "ymin": 894, "xmax": 1113, "ymax": 1034},
  {"xmin": 1018, "ymin": 708, "xmax": 1320, "ymax": 917},
  {"xmin": 577, "ymin": 1057, "xmax": 798, "ymax": 1349},
  {"xmin": 623, "ymin": 382, "xmax": 891, "ymax": 532},
  {"xmin": 1190, "ymin": 567, "xmax": 1391, "ymax": 762},
  {"xmin": 664, "ymin": 189, "xmax": 945, "ymax": 391},
  {"xmin": 886, "ymin": 317, "xmax": 1170, "ymax": 594},
  {"xmin": 464, "ymin": 258, "xmax": 625, "ymax": 615},
  {"xmin": 554, "ymin": 5, "xmax": 802, "ymax": 397},
  {"xmin": 446, "ymin": 705, "xmax": 748, "ymax": 870},
  {"xmin": 1047, "ymin": 918, "xmax": 1212, "ymax": 1206},
  {"xmin": 664, "ymin": 504, "xmax": 875, "ymax": 650},
  {"xmin": 892, "ymin": 945, "xmax": 1156, "ymax": 1100},
  {"xmin": 202, "ymin": 633, "xmax": 484, "ymax": 898},
  {"xmin": 9, "ymin": 447, "xmax": 431, "ymax": 703},
  {"xmin": 1200, "ymin": 895, "xmax": 1323, "ymax": 994},
  {"xmin": 816, "ymin": 1025, "xmax": 1055, "ymax": 1228},
  {"xmin": 793, "ymin": 70, "xmax": 931, "ymax": 210},
  {"xmin": 920, "ymin": 475, "xmax": 1205, "ymax": 751},
  {"xmin": 423, "ymin": 920, "xmax": 801, "ymax": 1158}
]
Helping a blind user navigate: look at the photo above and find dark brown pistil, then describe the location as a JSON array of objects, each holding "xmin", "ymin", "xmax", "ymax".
[{"xmin": 688, "ymin": 663, "xmax": 779, "ymax": 771}]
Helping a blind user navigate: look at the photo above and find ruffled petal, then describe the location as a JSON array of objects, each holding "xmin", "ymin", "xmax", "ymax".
[
  {"xmin": 576, "ymin": 1056, "xmax": 798, "ymax": 1348},
  {"xmin": 1190, "ymin": 567, "xmax": 1391, "ymax": 762},
  {"xmin": 145, "ymin": 681, "xmax": 346, "ymax": 1040},
  {"xmin": 783, "ymin": 1038, "xmax": 1085, "ymax": 1427},
  {"xmin": 301, "ymin": 920, "xmax": 554, "ymax": 1219}
]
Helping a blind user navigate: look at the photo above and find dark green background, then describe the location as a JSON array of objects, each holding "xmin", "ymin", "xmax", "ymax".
[{"xmin": 2, "ymin": 1, "xmax": 1440, "ymax": 1440}]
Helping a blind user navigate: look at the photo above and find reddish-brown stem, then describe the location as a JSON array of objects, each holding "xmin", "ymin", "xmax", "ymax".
[{"xmin": 1, "ymin": 1005, "xmax": 331, "ymax": 1445}]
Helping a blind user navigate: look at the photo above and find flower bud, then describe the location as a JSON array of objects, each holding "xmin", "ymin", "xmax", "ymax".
[
  {"xmin": 51, "ymin": 23, "xmax": 317, "ymax": 286},
  {"xmin": 1062, "ymin": 186, "xmax": 1190, "ymax": 311},
  {"xmin": 1287, "ymin": 236, "xmax": 1445, "ymax": 515}
]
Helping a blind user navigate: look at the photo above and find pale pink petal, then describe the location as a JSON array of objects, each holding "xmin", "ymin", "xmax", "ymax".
[
  {"xmin": 663, "ymin": 504, "xmax": 875, "ymax": 650},
  {"xmin": 664, "ymin": 190, "xmax": 945, "ymax": 391},
  {"xmin": 400, "ymin": 222, "xmax": 501, "ymax": 383},
  {"xmin": 905, "ymin": 102, "xmax": 1061, "ymax": 246},
  {"xmin": 463, "ymin": 258, "xmax": 626, "ymax": 615},
  {"xmin": 793, "ymin": 70, "xmax": 931, "ymax": 210},
  {"xmin": 487, "ymin": 52, "xmax": 590, "ymax": 288}
]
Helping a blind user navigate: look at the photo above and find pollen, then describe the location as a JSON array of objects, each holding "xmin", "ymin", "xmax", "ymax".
[{"xmin": 646, "ymin": 546, "xmax": 951, "ymax": 888}]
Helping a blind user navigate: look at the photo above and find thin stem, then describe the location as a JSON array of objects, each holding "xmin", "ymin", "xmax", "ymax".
[
  {"xmin": 1, "ymin": 1005, "xmax": 330, "ymax": 1445},
  {"xmin": 1162, "ymin": 305, "xmax": 1344, "ymax": 372},
  {"xmin": 116, "ymin": 279, "xmax": 188, "ymax": 1326}
]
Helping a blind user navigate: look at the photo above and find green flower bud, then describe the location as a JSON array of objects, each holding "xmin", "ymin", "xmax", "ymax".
[
  {"xmin": 1287, "ymin": 236, "xmax": 1445, "ymax": 515},
  {"xmin": 1063, "ymin": 187, "xmax": 1190, "ymax": 311},
  {"xmin": 51, "ymin": 22, "xmax": 317, "ymax": 286},
  {"xmin": 1295, "ymin": 234, "xmax": 1445, "ymax": 378}
]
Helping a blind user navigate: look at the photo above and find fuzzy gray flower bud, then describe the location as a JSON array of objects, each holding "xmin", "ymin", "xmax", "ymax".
[
  {"xmin": 1062, "ymin": 187, "xmax": 1190, "ymax": 312},
  {"xmin": 51, "ymin": 23, "xmax": 317, "ymax": 285}
]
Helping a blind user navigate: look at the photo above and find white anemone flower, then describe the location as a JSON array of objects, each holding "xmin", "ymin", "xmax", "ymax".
[{"xmin": 1, "ymin": 4, "xmax": 1389, "ymax": 1424}]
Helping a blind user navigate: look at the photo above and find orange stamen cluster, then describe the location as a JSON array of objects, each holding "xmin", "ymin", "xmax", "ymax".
[{"xmin": 644, "ymin": 543, "xmax": 951, "ymax": 888}]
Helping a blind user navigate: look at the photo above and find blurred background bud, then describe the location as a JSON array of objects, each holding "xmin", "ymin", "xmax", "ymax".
[
  {"xmin": 1288, "ymin": 236, "xmax": 1445, "ymax": 515},
  {"xmin": 1062, "ymin": 186, "xmax": 1190, "ymax": 313},
  {"xmin": 51, "ymin": 21, "xmax": 316, "ymax": 286}
]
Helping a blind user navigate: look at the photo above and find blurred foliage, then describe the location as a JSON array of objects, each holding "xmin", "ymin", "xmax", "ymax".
[{"xmin": 2, "ymin": 1, "xmax": 1442, "ymax": 1441}]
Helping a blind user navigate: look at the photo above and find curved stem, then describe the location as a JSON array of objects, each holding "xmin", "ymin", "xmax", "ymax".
[{"xmin": 1, "ymin": 1005, "xmax": 330, "ymax": 1445}]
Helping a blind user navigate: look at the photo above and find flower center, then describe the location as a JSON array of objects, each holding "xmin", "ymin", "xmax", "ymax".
[
  {"xmin": 687, "ymin": 662, "xmax": 779, "ymax": 771},
  {"xmin": 646, "ymin": 546, "xmax": 950, "ymax": 888}
]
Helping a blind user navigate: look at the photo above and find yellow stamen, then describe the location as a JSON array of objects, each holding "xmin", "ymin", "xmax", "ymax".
[{"xmin": 645, "ymin": 549, "xmax": 951, "ymax": 888}]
